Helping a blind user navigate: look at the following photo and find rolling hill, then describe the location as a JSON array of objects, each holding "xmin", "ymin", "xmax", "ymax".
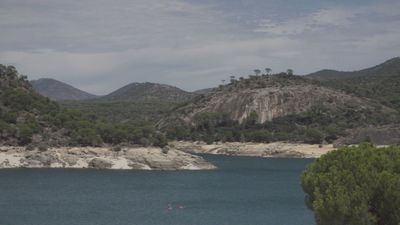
[
  {"xmin": 96, "ymin": 82, "xmax": 195, "ymax": 102},
  {"xmin": 31, "ymin": 78, "xmax": 97, "ymax": 101}
]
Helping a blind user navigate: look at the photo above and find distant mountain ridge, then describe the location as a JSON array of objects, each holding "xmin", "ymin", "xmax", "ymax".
[
  {"xmin": 30, "ymin": 78, "xmax": 97, "ymax": 101},
  {"xmin": 306, "ymin": 57, "xmax": 400, "ymax": 81},
  {"xmin": 306, "ymin": 57, "xmax": 400, "ymax": 111}
]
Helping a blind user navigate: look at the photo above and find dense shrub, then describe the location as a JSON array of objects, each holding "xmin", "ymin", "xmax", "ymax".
[
  {"xmin": 17, "ymin": 124, "xmax": 35, "ymax": 145},
  {"xmin": 305, "ymin": 128, "xmax": 324, "ymax": 144},
  {"xmin": 301, "ymin": 144, "xmax": 400, "ymax": 225}
]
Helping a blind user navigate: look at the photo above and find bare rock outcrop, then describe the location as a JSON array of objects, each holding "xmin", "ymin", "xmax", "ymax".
[
  {"xmin": 172, "ymin": 141, "xmax": 336, "ymax": 158},
  {"xmin": 0, "ymin": 146, "xmax": 216, "ymax": 170},
  {"xmin": 161, "ymin": 75, "xmax": 395, "ymax": 127},
  {"xmin": 184, "ymin": 85, "xmax": 394, "ymax": 124}
]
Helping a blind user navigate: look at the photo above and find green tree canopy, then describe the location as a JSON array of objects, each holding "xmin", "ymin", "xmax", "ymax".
[{"xmin": 301, "ymin": 144, "xmax": 400, "ymax": 225}]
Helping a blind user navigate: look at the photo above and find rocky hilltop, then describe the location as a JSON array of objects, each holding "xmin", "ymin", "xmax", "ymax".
[
  {"xmin": 0, "ymin": 146, "xmax": 216, "ymax": 170},
  {"xmin": 161, "ymin": 72, "xmax": 398, "ymax": 146},
  {"xmin": 31, "ymin": 78, "xmax": 97, "ymax": 101},
  {"xmin": 167, "ymin": 74, "xmax": 395, "ymax": 125}
]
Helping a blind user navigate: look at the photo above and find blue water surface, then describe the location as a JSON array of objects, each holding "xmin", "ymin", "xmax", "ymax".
[{"xmin": 0, "ymin": 155, "xmax": 315, "ymax": 225}]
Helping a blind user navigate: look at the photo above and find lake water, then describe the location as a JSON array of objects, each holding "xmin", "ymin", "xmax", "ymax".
[{"xmin": 0, "ymin": 155, "xmax": 315, "ymax": 225}]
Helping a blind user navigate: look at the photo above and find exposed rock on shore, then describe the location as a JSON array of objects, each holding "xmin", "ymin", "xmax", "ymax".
[
  {"xmin": 172, "ymin": 141, "xmax": 336, "ymax": 158},
  {"xmin": 0, "ymin": 146, "xmax": 216, "ymax": 170}
]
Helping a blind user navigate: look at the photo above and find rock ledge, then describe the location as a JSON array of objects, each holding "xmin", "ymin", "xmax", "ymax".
[
  {"xmin": 0, "ymin": 146, "xmax": 216, "ymax": 170},
  {"xmin": 172, "ymin": 141, "xmax": 336, "ymax": 158}
]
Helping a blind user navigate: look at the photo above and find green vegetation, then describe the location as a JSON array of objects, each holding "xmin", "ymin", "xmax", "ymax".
[
  {"xmin": 308, "ymin": 57, "xmax": 400, "ymax": 111},
  {"xmin": 326, "ymin": 75, "xmax": 400, "ymax": 111},
  {"xmin": 51, "ymin": 108, "xmax": 168, "ymax": 147},
  {"xmin": 0, "ymin": 64, "xmax": 167, "ymax": 147},
  {"xmin": 301, "ymin": 144, "xmax": 400, "ymax": 225},
  {"xmin": 61, "ymin": 100, "xmax": 180, "ymax": 122}
]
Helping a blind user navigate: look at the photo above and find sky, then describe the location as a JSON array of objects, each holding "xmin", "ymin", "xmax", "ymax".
[{"xmin": 0, "ymin": 0, "xmax": 399, "ymax": 95}]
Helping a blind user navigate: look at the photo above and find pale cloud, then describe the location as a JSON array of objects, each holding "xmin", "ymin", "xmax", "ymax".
[
  {"xmin": 254, "ymin": 8, "xmax": 357, "ymax": 35},
  {"xmin": 311, "ymin": 8, "xmax": 355, "ymax": 27},
  {"xmin": 0, "ymin": 0, "xmax": 231, "ymax": 52},
  {"xmin": 0, "ymin": 0, "xmax": 399, "ymax": 94},
  {"xmin": 0, "ymin": 36, "xmax": 302, "ymax": 94},
  {"xmin": 0, "ymin": 49, "xmax": 122, "ymax": 78}
]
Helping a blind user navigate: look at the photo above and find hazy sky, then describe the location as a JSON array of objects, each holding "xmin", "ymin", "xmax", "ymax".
[{"xmin": 0, "ymin": 0, "xmax": 399, "ymax": 94}]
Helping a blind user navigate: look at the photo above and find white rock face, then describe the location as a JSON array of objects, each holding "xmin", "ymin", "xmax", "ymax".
[
  {"xmin": 0, "ymin": 146, "xmax": 216, "ymax": 170},
  {"xmin": 172, "ymin": 141, "xmax": 336, "ymax": 158},
  {"xmin": 184, "ymin": 85, "xmax": 372, "ymax": 124}
]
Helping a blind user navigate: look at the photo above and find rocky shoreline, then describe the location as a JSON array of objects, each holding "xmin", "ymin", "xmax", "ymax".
[
  {"xmin": 172, "ymin": 141, "xmax": 336, "ymax": 158},
  {"xmin": 0, "ymin": 142, "xmax": 337, "ymax": 170},
  {"xmin": 0, "ymin": 146, "xmax": 216, "ymax": 170}
]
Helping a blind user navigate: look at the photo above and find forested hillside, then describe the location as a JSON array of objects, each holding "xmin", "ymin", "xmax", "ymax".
[{"xmin": 0, "ymin": 64, "xmax": 167, "ymax": 147}]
